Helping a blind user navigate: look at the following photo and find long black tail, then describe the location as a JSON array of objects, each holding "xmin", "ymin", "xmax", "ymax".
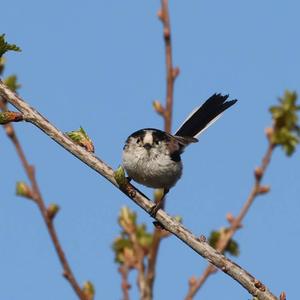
[{"xmin": 175, "ymin": 93, "xmax": 237, "ymax": 138}]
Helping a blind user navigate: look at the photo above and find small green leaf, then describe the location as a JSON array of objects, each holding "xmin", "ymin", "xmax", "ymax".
[
  {"xmin": 208, "ymin": 230, "xmax": 220, "ymax": 249},
  {"xmin": 112, "ymin": 236, "xmax": 134, "ymax": 264},
  {"xmin": 0, "ymin": 34, "xmax": 21, "ymax": 58},
  {"xmin": 136, "ymin": 224, "xmax": 153, "ymax": 250},
  {"xmin": 226, "ymin": 238, "xmax": 239, "ymax": 257},
  {"xmin": 4, "ymin": 75, "xmax": 21, "ymax": 92},
  {"xmin": 112, "ymin": 207, "xmax": 154, "ymax": 266},
  {"xmin": 208, "ymin": 229, "xmax": 240, "ymax": 257},
  {"xmin": 270, "ymin": 91, "xmax": 300, "ymax": 156}
]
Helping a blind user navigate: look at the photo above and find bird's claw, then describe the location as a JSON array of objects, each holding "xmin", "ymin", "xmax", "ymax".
[{"xmin": 149, "ymin": 204, "xmax": 160, "ymax": 217}]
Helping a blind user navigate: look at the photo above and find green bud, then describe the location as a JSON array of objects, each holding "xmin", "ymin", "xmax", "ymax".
[
  {"xmin": 47, "ymin": 203, "xmax": 60, "ymax": 220},
  {"xmin": 0, "ymin": 111, "xmax": 23, "ymax": 124},
  {"xmin": 118, "ymin": 206, "xmax": 136, "ymax": 232},
  {"xmin": 16, "ymin": 181, "xmax": 32, "ymax": 199},
  {"xmin": 153, "ymin": 100, "xmax": 165, "ymax": 115},
  {"xmin": 66, "ymin": 127, "xmax": 94, "ymax": 152},
  {"xmin": 114, "ymin": 165, "xmax": 128, "ymax": 188},
  {"xmin": 82, "ymin": 281, "xmax": 95, "ymax": 300}
]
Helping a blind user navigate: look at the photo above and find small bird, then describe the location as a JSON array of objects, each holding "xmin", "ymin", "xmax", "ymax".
[{"xmin": 122, "ymin": 93, "xmax": 237, "ymax": 216}]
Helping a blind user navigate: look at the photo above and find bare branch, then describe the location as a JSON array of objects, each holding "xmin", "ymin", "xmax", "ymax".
[
  {"xmin": 147, "ymin": 0, "xmax": 178, "ymax": 293},
  {"xmin": 0, "ymin": 99, "xmax": 87, "ymax": 300},
  {"xmin": 159, "ymin": 0, "xmax": 178, "ymax": 134},
  {"xmin": 0, "ymin": 80, "xmax": 279, "ymax": 300}
]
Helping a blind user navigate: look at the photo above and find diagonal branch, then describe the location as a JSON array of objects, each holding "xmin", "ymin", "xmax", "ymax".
[
  {"xmin": 0, "ymin": 80, "xmax": 279, "ymax": 300},
  {"xmin": 185, "ymin": 138, "xmax": 276, "ymax": 299},
  {"xmin": 0, "ymin": 99, "xmax": 87, "ymax": 299}
]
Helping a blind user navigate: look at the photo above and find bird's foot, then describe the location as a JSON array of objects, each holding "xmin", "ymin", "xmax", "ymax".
[
  {"xmin": 149, "ymin": 204, "xmax": 160, "ymax": 218},
  {"xmin": 152, "ymin": 220, "xmax": 165, "ymax": 230}
]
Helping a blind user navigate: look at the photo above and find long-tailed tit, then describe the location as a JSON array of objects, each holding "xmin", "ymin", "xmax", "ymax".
[{"xmin": 122, "ymin": 93, "xmax": 237, "ymax": 216}]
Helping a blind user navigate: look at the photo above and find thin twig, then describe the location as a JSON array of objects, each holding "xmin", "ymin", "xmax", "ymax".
[
  {"xmin": 0, "ymin": 80, "xmax": 279, "ymax": 300},
  {"xmin": 119, "ymin": 265, "xmax": 131, "ymax": 300},
  {"xmin": 128, "ymin": 229, "xmax": 150, "ymax": 299},
  {"xmin": 185, "ymin": 141, "xmax": 275, "ymax": 300},
  {"xmin": 160, "ymin": 0, "xmax": 178, "ymax": 134},
  {"xmin": 0, "ymin": 99, "xmax": 86, "ymax": 300},
  {"xmin": 146, "ymin": 0, "xmax": 178, "ymax": 294},
  {"xmin": 279, "ymin": 291, "xmax": 286, "ymax": 300}
]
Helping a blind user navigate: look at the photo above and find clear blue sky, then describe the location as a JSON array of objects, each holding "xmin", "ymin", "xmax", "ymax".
[{"xmin": 1, "ymin": 1, "xmax": 299, "ymax": 299}]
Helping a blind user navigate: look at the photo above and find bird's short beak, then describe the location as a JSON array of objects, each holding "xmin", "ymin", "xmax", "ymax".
[{"xmin": 143, "ymin": 143, "xmax": 152, "ymax": 150}]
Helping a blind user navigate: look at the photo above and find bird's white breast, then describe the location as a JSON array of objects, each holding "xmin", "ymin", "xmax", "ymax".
[{"xmin": 122, "ymin": 145, "xmax": 182, "ymax": 189}]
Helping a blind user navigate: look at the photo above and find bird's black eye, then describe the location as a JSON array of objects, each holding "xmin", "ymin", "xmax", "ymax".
[
  {"xmin": 155, "ymin": 140, "xmax": 160, "ymax": 145},
  {"xmin": 136, "ymin": 137, "xmax": 141, "ymax": 144}
]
